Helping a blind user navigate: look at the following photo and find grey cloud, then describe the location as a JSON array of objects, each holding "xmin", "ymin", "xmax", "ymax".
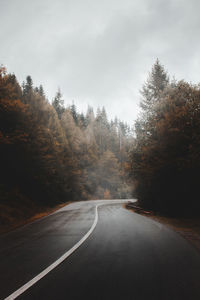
[{"xmin": 1, "ymin": 0, "xmax": 200, "ymax": 124}]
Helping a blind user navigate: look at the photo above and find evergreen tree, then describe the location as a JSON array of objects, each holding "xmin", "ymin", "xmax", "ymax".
[
  {"xmin": 39, "ymin": 85, "xmax": 45, "ymax": 97},
  {"xmin": 79, "ymin": 113, "xmax": 87, "ymax": 128},
  {"xmin": 34, "ymin": 86, "xmax": 39, "ymax": 93},
  {"xmin": 101, "ymin": 106, "xmax": 109, "ymax": 128},
  {"xmin": 52, "ymin": 88, "xmax": 65, "ymax": 119},
  {"xmin": 86, "ymin": 105, "xmax": 95, "ymax": 125},
  {"xmin": 140, "ymin": 59, "xmax": 169, "ymax": 112},
  {"xmin": 70, "ymin": 102, "xmax": 78, "ymax": 124},
  {"xmin": 23, "ymin": 75, "xmax": 33, "ymax": 95}
]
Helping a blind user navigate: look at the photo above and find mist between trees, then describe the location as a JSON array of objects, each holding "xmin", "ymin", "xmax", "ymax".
[
  {"xmin": 1, "ymin": 58, "xmax": 200, "ymax": 229},
  {"xmin": 0, "ymin": 65, "xmax": 134, "ymax": 228}
]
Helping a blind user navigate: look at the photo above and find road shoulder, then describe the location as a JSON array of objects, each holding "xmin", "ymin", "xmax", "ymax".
[{"xmin": 126, "ymin": 202, "xmax": 200, "ymax": 252}]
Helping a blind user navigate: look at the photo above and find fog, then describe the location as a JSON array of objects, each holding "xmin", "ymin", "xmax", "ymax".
[{"xmin": 1, "ymin": 0, "xmax": 200, "ymax": 124}]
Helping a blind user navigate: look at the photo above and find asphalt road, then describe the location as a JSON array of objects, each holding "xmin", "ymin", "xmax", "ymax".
[{"xmin": 0, "ymin": 200, "xmax": 200, "ymax": 300}]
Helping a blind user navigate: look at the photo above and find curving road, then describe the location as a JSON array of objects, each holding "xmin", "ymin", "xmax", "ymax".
[{"xmin": 0, "ymin": 200, "xmax": 200, "ymax": 300}]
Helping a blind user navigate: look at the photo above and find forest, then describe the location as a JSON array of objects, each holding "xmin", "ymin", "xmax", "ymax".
[
  {"xmin": 1, "ymin": 59, "xmax": 200, "ymax": 230},
  {"xmin": 0, "ymin": 65, "xmax": 133, "ymax": 228},
  {"xmin": 130, "ymin": 59, "xmax": 200, "ymax": 216}
]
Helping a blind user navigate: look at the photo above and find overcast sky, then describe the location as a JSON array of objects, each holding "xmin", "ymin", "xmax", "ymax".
[{"xmin": 1, "ymin": 0, "xmax": 200, "ymax": 124}]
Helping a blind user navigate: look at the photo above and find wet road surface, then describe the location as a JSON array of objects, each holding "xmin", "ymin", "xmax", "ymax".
[{"xmin": 1, "ymin": 200, "xmax": 200, "ymax": 300}]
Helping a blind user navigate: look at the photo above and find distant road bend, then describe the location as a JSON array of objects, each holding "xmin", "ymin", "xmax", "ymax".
[{"xmin": 0, "ymin": 199, "xmax": 200, "ymax": 300}]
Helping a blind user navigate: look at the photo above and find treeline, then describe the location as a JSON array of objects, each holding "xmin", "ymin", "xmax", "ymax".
[
  {"xmin": 130, "ymin": 59, "xmax": 200, "ymax": 215},
  {"xmin": 0, "ymin": 66, "xmax": 133, "ymax": 226}
]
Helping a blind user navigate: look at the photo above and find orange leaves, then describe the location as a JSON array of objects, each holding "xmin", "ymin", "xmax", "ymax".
[
  {"xmin": 104, "ymin": 189, "xmax": 111, "ymax": 199},
  {"xmin": 0, "ymin": 98, "xmax": 27, "ymax": 114},
  {"xmin": 0, "ymin": 131, "xmax": 29, "ymax": 145}
]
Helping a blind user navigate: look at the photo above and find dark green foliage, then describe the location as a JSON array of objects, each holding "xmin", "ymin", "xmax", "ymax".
[
  {"xmin": 22, "ymin": 75, "xmax": 33, "ymax": 96},
  {"xmin": 79, "ymin": 113, "xmax": 87, "ymax": 128},
  {"xmin": 39, "ymin": 85, "xmax": 45, "ymax": 96},
  {"xmin": 70, "ymin": 102, "xmax": 78, "ymax": 124},
  {"xmin": 52, "ymin": 88, "xmax": 65, "ymax": 119}
]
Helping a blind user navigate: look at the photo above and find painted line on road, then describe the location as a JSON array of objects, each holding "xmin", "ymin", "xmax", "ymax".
[{"xmin": 4, "ymin": 200, "xmax": 132, "ymax": 300}]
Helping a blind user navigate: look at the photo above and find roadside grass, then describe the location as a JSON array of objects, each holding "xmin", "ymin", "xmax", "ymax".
[{"xmin": 126, "ymin": 202, "xmax": 200, "ymax": 252}]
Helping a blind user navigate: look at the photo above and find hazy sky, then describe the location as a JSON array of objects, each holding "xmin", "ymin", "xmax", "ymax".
[{"xmin": 1, "ymin": 0, "xmax": 200, "ymax": 124}]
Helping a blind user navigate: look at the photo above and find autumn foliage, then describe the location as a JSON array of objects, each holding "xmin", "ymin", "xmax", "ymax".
[
  {"xmin": 0, "ymin": 66, "xmax": 133, "ymax": 228},
  {"xmin": 130, "ymin": 61, "xmax": 200, "ymax": 215}
]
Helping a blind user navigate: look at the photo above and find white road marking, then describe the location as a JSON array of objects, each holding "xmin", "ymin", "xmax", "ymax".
[{"xmin": 4, "ymin": 200, "xmax": 133, "ymax": 300}]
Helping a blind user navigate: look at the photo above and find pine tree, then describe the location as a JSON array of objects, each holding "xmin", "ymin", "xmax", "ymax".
[
  {"xmin": 79, "ymin": 113, "xmax": 87, "ymax": 128},
  {"xmin": 39, "ymin": 85, "xmax": 45, "ymax": 97},
  {"xmin": 70, "ymin": 102, "xmax": 78, "ymax": 124},
  {"xmin": 23, "ymin": 75, "xmax": 33, "ymax": 95},
  {"xmin": 140, "ymin": 59, "xmax": 169, "ymax": 112},
  {"xmin": 52, "ymin": 88, "xmax": 65, "ymax": 119},
  {"xmin": 86, "ymin": 105, "xmax": 95, "ymax": 125}
]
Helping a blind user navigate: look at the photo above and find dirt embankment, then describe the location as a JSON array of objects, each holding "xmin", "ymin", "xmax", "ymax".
[{"xmin": 0, "ymin": 201, "xmax": 71, "ymax": 235}]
